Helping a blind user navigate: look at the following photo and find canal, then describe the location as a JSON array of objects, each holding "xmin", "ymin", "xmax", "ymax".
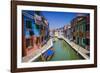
[
  {"xmin": 34, "ymin": 38, "xmax": 84, "ymax": 62},
  {"xmin": 50, "ymin": 38, "xmax": 84, "ymax": 61}
]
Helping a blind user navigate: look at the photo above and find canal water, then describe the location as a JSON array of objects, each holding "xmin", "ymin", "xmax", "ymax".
[
  {"xmin": 34, "ymin": 38, "xmax": 84, "ymax": 62},
  {"xmin": 50, "ymin": 38, "xmax": 83, "ymax": 61}
]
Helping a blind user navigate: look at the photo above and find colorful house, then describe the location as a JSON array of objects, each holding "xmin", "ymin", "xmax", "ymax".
[
  {"xmin": 22, "ymin": 11, "xmax": 49, "ymax": 57},
  {"xmin": 71, "ymin": 14, "xmax": 90, "ymax": 50},
  {"xmin": 22, "ymin": 11, "xmax": 35, "ymax": 57}
]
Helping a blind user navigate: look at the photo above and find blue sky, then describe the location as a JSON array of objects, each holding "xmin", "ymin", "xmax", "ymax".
[{"xmin": 41, "ymin": 11, "xmax": 78, "ymax": 30}]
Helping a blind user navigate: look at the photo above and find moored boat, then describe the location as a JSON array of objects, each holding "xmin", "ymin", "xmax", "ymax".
[{"xmin": 41, "ymin": 48, "xmax": 55, "ymax": 61}]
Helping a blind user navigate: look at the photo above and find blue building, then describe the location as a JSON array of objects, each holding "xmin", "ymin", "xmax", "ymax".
[{"xmin": 22, "ymin": 11, "xmax": 49, "ymax": 57}]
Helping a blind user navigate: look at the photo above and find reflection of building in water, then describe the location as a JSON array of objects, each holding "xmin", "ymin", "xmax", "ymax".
[{"xmin": 22, "ymin": 11, "xmax": 49, "ymax": 57}]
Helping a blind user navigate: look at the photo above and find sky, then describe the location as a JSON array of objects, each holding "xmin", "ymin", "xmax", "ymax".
[{"xmin": 41, "ymin": 11, "xmax": 78, "ymax": 30}]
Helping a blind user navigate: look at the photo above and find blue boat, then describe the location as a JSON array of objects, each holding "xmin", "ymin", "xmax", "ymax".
[{"xmin": 41, "ymin": 48, "xmax": 55, "ymax": 61}]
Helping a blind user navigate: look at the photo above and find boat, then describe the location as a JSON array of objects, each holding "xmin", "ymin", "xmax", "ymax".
[{"xmin": 41, "ymin": 48, "xmax": 55, "ymax": 61}]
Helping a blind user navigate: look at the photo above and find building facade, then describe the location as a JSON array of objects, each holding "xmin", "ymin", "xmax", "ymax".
[
  {"xmin": 22, "ymin": 11, "xmax": 49, "ymax": 57},
  {"xmin": 64, "ymin": 25, "xmax": 73, "ymax": 41},
  {"xmin": 71, "ymin": 14, "xmax": 90, "ymax": 50}
]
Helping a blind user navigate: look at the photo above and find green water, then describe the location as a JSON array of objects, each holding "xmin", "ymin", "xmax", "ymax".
[{"xmin": 50, "ymin": 38, "xmax": 83, "ymax": 61}]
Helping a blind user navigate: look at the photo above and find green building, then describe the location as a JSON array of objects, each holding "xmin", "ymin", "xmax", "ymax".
[{"xmin": 71, "ymin": 15, "xmax": 90, "ymax": 50}]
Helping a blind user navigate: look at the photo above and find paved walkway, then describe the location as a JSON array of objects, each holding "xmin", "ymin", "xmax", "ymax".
[
  {"xmin": 55, "ymin": 34, "xmax": 90, "ymax": 59},
  {"xmin": 22, "ymin": 39, "xmax": 53, "ymax": 62}
]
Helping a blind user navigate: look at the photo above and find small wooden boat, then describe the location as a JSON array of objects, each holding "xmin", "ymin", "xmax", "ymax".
[{"xmin": 41, "ymin": 48, "xmax": 55, "ymax": 61}]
